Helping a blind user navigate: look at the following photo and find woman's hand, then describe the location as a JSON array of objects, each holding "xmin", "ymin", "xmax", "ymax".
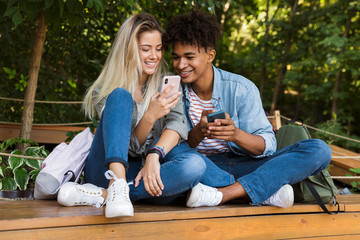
[
  {"xmin": 146, "ymin": 85, "xmax": 181, "ymax": 122},
  {"xmin": 134, "ymin": 153, "xmax": 164, "ymax": 196}
]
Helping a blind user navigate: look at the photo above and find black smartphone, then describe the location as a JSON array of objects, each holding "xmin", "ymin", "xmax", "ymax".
[{"xmin": 207, "ymin": 110, "xmax": 226, "ymax": 122}]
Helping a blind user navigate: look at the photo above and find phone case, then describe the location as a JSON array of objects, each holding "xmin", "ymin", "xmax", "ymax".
[
  {"xmin": 207, "ymin": 110, "xmax": 226, "ymax": 122},
  {"xmin": 160, "ymin": 75, "xmax": 181, "ymax": 99}
]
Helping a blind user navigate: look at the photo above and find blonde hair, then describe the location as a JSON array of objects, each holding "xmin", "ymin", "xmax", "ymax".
[{"xmin": 83, "ymin": 13, "xmax": 165, "ymax": 119}]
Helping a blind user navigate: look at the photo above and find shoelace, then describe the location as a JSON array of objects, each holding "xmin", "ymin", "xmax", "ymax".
[{"xmin": 104, "ymin": 170, "xmax": 130, "ymax": 203}]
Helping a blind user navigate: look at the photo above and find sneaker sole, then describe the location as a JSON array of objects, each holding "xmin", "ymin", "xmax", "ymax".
[{"xmin": 105, "ymin": 206, "xmax": 134, "ymax": 218}]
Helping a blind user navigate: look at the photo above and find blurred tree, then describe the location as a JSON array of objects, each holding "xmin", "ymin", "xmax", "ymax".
[{"xmin": 1, "ymin": 0, "xmax": 105, "ymax": 149}]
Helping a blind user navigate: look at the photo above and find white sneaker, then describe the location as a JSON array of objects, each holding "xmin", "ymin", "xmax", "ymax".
[
  {"xmin": 57, "ymin": 182, "xmax": 105, "ymax": 208},
  {"xmin": 104, "ymin": 170, "xmax": 134, "ymax": 218},
  {"xmin": 261, "ymin": 184, "xmax": 294, "ymax": 208},
  {"xmin": 186, "ymin": 183, "xmax": 223, "ymax": 208}
]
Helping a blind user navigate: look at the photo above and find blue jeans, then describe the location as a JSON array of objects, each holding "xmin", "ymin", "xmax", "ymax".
[
  {"xmin": 203, "ymin": 139, "xmax": 332, "ymax": 205},
  {"xmin": 84, "ymin": 88, "xmax": 207, "ymax": 204}
]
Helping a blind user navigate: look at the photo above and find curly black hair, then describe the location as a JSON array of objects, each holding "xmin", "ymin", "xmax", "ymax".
[{"xmin": 163, "ymin": 9, "xmax": 221, "ymax": 51}]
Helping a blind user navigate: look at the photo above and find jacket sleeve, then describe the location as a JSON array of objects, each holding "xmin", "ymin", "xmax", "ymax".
[{"xmin": 228, "ymin": 83, "xmax": 276, "ymax": 158}]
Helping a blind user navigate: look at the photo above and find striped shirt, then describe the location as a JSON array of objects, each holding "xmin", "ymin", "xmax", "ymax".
[{"xmin": 188, "ymin": 87, "xmax": 230, "ymax": 155}]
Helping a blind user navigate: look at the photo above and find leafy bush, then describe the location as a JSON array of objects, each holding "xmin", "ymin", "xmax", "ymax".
[{"xmin": 0, "ymin": 138, "xmax": 49, "ymax": 191}]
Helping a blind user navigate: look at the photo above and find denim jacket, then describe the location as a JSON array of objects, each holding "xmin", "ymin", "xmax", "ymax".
[
  {"xmin": 182, "ymin": 66, "xmax": 276, "ymax": 158},
  {"xmin": 94, "ymin": 86, "xmax": 188, "ymax": 159}
]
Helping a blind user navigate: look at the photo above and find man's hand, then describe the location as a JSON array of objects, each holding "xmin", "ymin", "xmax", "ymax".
[
  {"xmin": 197, "ymin": 110, "xmax": 216, "ymax": 138},
  {"xmin": 206, "ymin": 112, "xmax": 237, "ymax": 142}
]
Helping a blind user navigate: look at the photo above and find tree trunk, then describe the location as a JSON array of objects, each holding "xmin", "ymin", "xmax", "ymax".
[
  {"xmin": 260, "ymin": 3, "xmax": 279, "ymax": 100},
  {"xmin": 19, "ymin": 11, "xmax": 47, "ymax": 150},
  {"xmin": 270, "ymin": 0, "xmax": 298, "ymax": 114}
]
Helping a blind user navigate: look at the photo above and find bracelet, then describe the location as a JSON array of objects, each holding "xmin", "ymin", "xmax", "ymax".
[
  {"xmin": 152, "ymin": 146, "xmax": 165, "ymax": 158},
  {"xmin": 147, "ymin": 146, "xmax": 166, "ymax": 162}
]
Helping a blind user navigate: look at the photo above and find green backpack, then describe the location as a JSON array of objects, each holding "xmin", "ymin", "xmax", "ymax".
[{"xmin": 275, "ymin": 119, "xmax": 339, "ymax": 214}]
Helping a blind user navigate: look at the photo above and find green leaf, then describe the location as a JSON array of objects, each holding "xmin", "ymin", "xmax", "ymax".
[
  {"xmin": 25, "ymin": 146, "xmax": 41, "ymax": 156},
  {"xmin": 44, "ymin": 0, "xmax": 55, "ymax": 9},
  {"xmin": 87, "ymin": 0, "xmax": 94, "ymax": 8},
  {"xmin": 12, "ymin": 9, "xmax": 23, "ymax": 26},
  {"xmin": 3, "ymin": 67, "xmax": 11, "ymax": 74},
  {"xmin": 4, "ymin": 6, "xmax": 17, "ymax": 17},
  {"xmin": 24, "ymin": 147, "xmax": 42, "ymax": 169},
  {"xmin": 349, "ymin": 168, "xmax": 360, "ymax": 174},
  {"xmin": 1, "ymin": 177, "xmax": 17, "ymax": 191},
  {"xmin": 8, "ymin": 149, "xmax": 24, "ymax": 170},
  {"xmin": 0, "ymin": 166, "xmax": 5, "ymax": 177},
  {"xmin": 14, "ymin": 167, "xmax": 29, "ymax": 190},
  {"xmin": 125, "ymin": 0, "xmax": 133, "ymax": 8},
  {"xmin": 86, "ymin": 0, "xmax": 104, "ymax": 12},
  {"xmin": 24, "ymin": 158, "xmax": 42, "ymax": 170},
  {"xmin": 29, "ymin": 169, "xmax": 40, "ymax": 180}
]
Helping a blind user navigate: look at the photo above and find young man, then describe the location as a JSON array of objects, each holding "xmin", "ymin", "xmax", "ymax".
[{"xmin": 163, "ymin": 10, "xmax": 332, "ymax": 208}]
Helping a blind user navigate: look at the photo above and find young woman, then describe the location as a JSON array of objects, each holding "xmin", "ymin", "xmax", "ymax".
[{"xmin": 56, "ymin": 13, "xmax": 207, "ymax": 218}]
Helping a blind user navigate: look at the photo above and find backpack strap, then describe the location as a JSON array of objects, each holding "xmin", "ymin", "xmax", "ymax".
[
  {"xmin": 303, "ymin": 179, "xmax": 340, "ymax": 214},
  {"xmin": 64, "ymin": 170, "xmax": 76, "ymax": 182}
]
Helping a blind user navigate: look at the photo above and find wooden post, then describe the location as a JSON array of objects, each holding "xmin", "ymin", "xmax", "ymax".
[{"xmin": 274, "ymin": 110, "xmax": 281, "ymax": 130}]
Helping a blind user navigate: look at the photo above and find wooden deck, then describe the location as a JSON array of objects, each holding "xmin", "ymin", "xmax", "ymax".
[
  {"xmin": 330, "ymin": 145, "xmax": 360, "ymax": 186},
  {"xmin": 0, "ymin": 195, "xmax": 359, "ymax": 239}
]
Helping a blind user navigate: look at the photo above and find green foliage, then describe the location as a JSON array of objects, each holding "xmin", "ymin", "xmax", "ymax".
[
  {"xmin": 348, "ymin": 168, "xmax": 360, "ymax": 192},
  {"xmin": 0, "ymin": 0, "xmax": 360, "ymax": 152},
  {"xmin": 0, "ymin": 138, "xmax": 38, "ymax": 152},
  {"xmin": 0, "ymin": 143, "xmax": 49, "ymax": 191},
  {"xmin": 2, "ymin": 0, "xmax": 106, "ymax": 27},
  {"xmin": 3, "ymin": 67, "xmax": 29, "ymax": 92}
]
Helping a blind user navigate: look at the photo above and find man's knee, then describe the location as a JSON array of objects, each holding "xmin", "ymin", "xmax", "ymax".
[
  {"xmin": 301, "ymin": 139, "xmax": 332, "ymax": 168},
  {"xmin": 179, "ymin": 153, "xmax": 206, "ymax": 180}
]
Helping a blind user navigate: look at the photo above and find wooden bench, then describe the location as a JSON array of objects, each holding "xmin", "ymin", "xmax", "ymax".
[
  {"xmin": 0, "ymin": 195, "xmax": 359, "ymax": 239},
  {"xmin": 0, "ymin": 123, "xmax": 86, "ymax": 144}
]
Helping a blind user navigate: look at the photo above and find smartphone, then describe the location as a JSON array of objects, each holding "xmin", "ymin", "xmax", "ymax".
[
  {"xmin": 207, "ymin": 110, "xmax": 226, "ymax": 122},
  {"xmin": 160, "ymin": 75, "xmax": 181, "ymax": 99}
]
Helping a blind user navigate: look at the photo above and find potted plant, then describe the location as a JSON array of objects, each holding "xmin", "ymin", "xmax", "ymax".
[{"xmin": 0, "ymin": 138, "xmax": 49, "ymax": 199}]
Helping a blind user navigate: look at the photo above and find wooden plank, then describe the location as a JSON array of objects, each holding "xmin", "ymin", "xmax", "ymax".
[
  {"xmin": 1, "ymin": 212, "xmax": 360, "ymax": 240},
  {"xmin": 0, "ymin": 198, "xmax": 349, "ymax": 232},
  {"xmin": 330, "ymin": 145, "xmax": 360, "ymax": 185},
  {"xmin": 0, "ymin": 124, "xmax": 85, "ymax": 143}
]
